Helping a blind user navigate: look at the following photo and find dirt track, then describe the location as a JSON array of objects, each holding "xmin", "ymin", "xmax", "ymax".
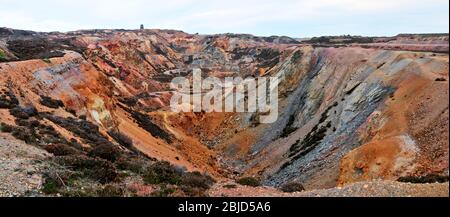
[{"xmin": 209, "ymin": 181, "xmax": 449, "ymax": 197}]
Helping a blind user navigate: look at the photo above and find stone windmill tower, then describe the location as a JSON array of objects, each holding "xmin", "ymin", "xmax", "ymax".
[{"xmin": 140, "ymin": 24, "xmax": 144, "ymax": 30}]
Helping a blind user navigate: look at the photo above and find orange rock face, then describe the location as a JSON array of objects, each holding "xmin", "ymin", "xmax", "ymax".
[{"xmin": 339, "ymin": 62, "xmax": 449, "ymax": 185}]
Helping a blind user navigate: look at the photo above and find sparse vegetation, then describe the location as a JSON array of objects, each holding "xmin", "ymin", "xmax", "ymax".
[
  {"xmin": 11, "ymin": 126, "xmax": 38, "ymax": 144},
  {"xmin": 119, "ymin": 105, "xmax": 172, "ymax": 143},
  {"xmin": 42, "ymin": 58, "xmax": 51, "ymax": 64},
  {"xmin": 118, "ymin": 97, "xmax": 138, "ymax": 107},
  {"xmin": 88, "ymin": 143, "xmax": 122, "ymax": 162},
  {"xmin": 181, "ymin": 171, "xmax": 215, "ymax": 189},
  {"xmin": 1, "ymin": 107, "xmax": 142, "ymax": 195},
  {"xmin": 55, "ymin": 155, "xmax": 118, "ymax": 184},
  {"xmin": 9, "ymin": 106, "xmax": 38, "ymax": 119},
  {"xmin": 6, "ymin": 38, "xmax": 66, "ymax": 60},
  {"xmin": 281, "ymin": 113, "xmax": 298, "ymax": 138},
  {"xmin": 280, "ymin": 182, "xmax": 305, "ymax": 193},
  {"xmin": 223, "ymin": 184, "xmax": 237, "ymax": 189},
  {"xmin": 115, "ymin": 155, "xmax": 151, "ymax": 174},
  {"xmin": 143, "ymin": 161, "xmax": 182, "ymax": 185},
  {"xmin": 42, "ymin": 177, "xmax": 61, "ymax": 194},
  {"xmin": 142, "ymin": 161, "xmax": 215, "ymax": 196},
  {"xmin": 96, "ymin": 184, "xmax": 125, "ymax": 197},
  {"xmin": 108, "ymin": 130, "xmax": 133, "ymax": 149},
  {"xmin": 44, "ymin": 143, "xmax": 81, "ymax": 156},
  {"xmin": 398, "ymin": 174, "xmax": 449, "ymax": 184},
  {"xmin": 0, "ymin": 91, "xmax": 19, "ymax": 109},
  {"xmin": 0, "ymin": 50, "xmax": 6, "ymax": 61},
  {"xmin": 2, "ymin": 111, "xmax": 69, "ymax": 146},
  {"xmin": 237, "ymin": 177, "xmax": 261, "ymax": 187},
  {"xmin": 3, "ymin": 28, "xmax": 447, "ymax": 199},
  {"xmin": 42, "ymin": 171, "xmax": 127, "ymax": 197},
  {"xmin": 0, "ymin": 90, "xmax": 19, "ymax": 109},
  {"xmin": 306, "ymin": 35, "xmax": 375, "ymax": 44},
  {"xmin": 0, "ymin": 122, "xmax": 13, "ymax": 133},
  {"xmin": 281, "ymin": 104, "xmax": 337, "ymax": 170},
  {"xmin": 42, "ymin": 114, "xmax": 115, "ymax": 147},
  {"xmin": 10, "ymin": 106, "xmax": 31, "ymax": 119},
  {"xmin": 291, "ymin": 50, "xmax": 303, "ymax": 62},
  {"xmin": 256, "ymin": 48, "xmax": 280, "ymax": 68},
  {"xmin": 40, "ymin": 95, "xmax": 64, "ymax": 109},
  {"xmin": 151, "ymin": 185, "xmax": 177, "ymax": 197}
]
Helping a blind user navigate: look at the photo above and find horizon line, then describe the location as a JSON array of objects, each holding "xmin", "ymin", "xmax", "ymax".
[{"xmin": 1, "ymin": 26, "xmax": 449, "ymax": 39}]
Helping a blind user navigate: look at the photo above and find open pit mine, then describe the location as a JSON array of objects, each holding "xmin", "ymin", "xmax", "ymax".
[{"xmin": 0, "ymin": 28, "xmax": 448, "ymax": 197}]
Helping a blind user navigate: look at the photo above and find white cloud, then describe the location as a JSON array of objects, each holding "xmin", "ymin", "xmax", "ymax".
[{"xmin": 0, "ymin": 10, "xmax": 93, "ymax": 32}]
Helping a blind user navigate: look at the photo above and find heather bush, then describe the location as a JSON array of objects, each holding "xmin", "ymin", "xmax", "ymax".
[
  {"xmin": 237, "ymin": 177, "xmax": 261, "ymax": 187},
  {"xmin": 40, "ymin": 95, "xmax": 64, "ymax": 109},
  {"xmin": 44, "ymin": 144, "xmax": 81, "ymax": 156},
  {"xmin": 280, "ymin": 182, "xmax": 305, "ymax": 193},
  {"xmin": 108, "ymin": 130, "xmax": 133, "ymax": 148},
  {"xmin": 143, "ymin": 161, "xmax": 182, "ymax": 185},
  {"xmin": 55, "ymin": 155, "xmax": 118, "ymax": 184}
]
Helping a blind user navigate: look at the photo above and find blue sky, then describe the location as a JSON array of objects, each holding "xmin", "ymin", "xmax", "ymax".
[{"xmin": 0, "ymin": 0, "xmax": 448, "ymax": 37}]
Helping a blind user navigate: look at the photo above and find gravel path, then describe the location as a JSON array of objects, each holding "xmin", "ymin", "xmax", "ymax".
[{"xmin": 0, "ymin": 135, "xmax": 51, "ymax": 197}]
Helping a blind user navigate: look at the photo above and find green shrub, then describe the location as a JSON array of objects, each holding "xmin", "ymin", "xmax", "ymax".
[
  {"xmin": 280, "ymin": 182, "xmax": 305, "ymax": 193},
  {"xmin": 151, "ymin": 185, "xmax": 177, "ymax": 197},
  {"xmin": 182, "ymin": 171, "xmax": 215, "ymax": 189},
  {"xmin": 10, "ymin": 106, "xmax": 31, "ymax": 119},
  {"xmin": 115, "ymin": 155, "xmax": 150, "ymax": 174},
  {"xmin": 223, "ymin": 184, "xmax": 237, "ymax": 189},
  {"xmin": 55, "ymin": 155, "xmax": 118, "ymax": 184},
  {"xmin": 15, "ymin": 119, "xmax": 40, "ymax": 128},
  {"xmin": 68, "ymin": 138, "xmax": 84, "ymax": 150},
  {"xmin": 44, "ymin": 144, "xmax": 81, "ymax": 156},
  {"xmin": 143, "ymin": 161, "xmax": 182, "ymax": 185},
  {"xmin": 42, "ymin": 114, "xmax": 115, "ymax": 148},
  {"xmin": 96, "ymin": 185, "xmax": 124, "ymax": 197},
  {"xmin": 41, "ymin": 172, "xmax": 70, "ymax": 194},
  {"xmin": 179, "ymin": 172, "xmax": 215, "ymax": 196},
  {"xmin": 62, "ymin": 188, "xmax": 98, "ymax": 197},
  {"xmin": 0, "ymin": 122, "xmax": 13, "ymax": 133},
  {"xmin": 0, "ymin": 90, "xmax": 18, "ymax": 109},
  {"xmin": 398, "ymin": 174, "xmax": 449, "ymax": 184},
  {"xmin": 180, "ymin": 185, "xmax": 208, "ymax": 197},
  {"xmin": 237, "ymin": 177, "xmax": 260, "ymax": 187},
  {"xmin": 108, "ymin": 130, "xmax": 134, "ymax": 149}
]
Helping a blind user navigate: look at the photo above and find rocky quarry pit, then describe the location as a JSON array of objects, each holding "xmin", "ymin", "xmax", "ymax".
[{"xmin": 0, "ymin": 28, "xmax": 448, "ymax": 197}]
